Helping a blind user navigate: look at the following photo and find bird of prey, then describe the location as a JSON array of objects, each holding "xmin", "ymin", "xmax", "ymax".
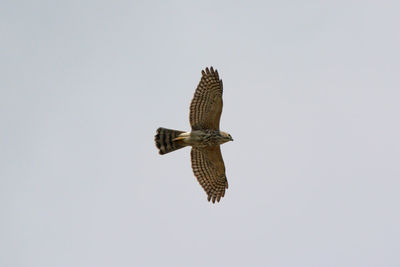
[{"xmin": 155, "ymin": 67, "xmax": 233, "ymax": 203}]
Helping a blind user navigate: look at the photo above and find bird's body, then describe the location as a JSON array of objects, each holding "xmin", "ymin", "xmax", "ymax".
[
  {"xmin": 175, "ymin": 130, "xmax": 232, "ymax": 147},
  {"xmin": 155, "ymin": 67, "xmax": 232, "ymax": 203}
]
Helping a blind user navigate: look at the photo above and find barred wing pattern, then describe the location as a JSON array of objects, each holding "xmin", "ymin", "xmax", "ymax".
[
  {"xmin": 189, "ymin": 67, "xmax": 223, "ymax": 130},
  {"xmin": 191, "ymin": 146, "xmax": 228, "ymax": 203}
]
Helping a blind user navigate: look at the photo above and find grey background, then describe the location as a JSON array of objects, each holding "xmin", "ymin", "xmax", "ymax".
[{"xmin": 2, "ymin": 0, "xmax": 400, "ymax": 266}]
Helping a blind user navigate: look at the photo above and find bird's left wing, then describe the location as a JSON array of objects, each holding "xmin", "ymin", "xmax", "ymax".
[
  {"xmin": 190, "ymin": 146, "xmax": 228, "ymax": 203},
  {"xmin": 189, "ymin": 67, "xmax": 223, "ymax": 130}
]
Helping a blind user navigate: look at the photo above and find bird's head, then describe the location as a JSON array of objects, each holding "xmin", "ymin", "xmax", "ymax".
[{"xmin": 220, "ymin": 131, "xmax": 234, "ymax": 143}]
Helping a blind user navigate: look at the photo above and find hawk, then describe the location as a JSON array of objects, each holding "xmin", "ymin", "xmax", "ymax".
[{"xmin": 155, "ymin": 67, "xmax": 233, "ymax": 203}]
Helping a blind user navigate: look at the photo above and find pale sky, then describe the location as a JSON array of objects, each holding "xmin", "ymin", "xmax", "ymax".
[{"xmin": 1, "ymin": 1, "xmax": 400, "ymax": 266}]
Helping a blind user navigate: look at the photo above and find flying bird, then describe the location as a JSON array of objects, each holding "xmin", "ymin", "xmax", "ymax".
[{"xmin": 155, "ymin": 67, "xmax": 233, "ymax": 203}]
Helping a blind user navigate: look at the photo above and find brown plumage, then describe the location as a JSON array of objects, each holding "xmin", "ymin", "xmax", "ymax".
[
  {"xmin": 191, "ymin": 146, "xmax": 228, "ymax": 203},
  {"xmin": 190, "ymin": 67, "xmax": 223, "ymax": 130},
  {"xmin": 155, "ymin": 67, "xmax": 232, "ymax": 203}
]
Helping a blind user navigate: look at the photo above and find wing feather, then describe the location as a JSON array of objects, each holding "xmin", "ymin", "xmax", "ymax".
[
  {"xmin": 189, "ymin": 67, "xmax": 223, "ymax": 130},
  {"xmin": 190, "ymin": 146, "xmax": 228, "ymax": 203}
]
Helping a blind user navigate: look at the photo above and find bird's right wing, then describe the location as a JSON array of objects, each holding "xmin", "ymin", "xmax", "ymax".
[
  {"xmin": 189, "ymin": 67, "xmax": 223, "ymax": 130},
  {"xmin": 190, "ymin": 146, "xmax": 228, "ymax": 203}
]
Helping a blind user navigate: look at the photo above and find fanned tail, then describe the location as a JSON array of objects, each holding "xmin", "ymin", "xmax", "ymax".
[{"xmin": 155, "ymin": 127, "xmax": 187, "ymax": 155}]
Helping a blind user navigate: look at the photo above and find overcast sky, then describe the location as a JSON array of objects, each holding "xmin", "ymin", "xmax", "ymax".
[{"xmin": 1, "ymin": 1, "xmax": 400, "ymax": 266}]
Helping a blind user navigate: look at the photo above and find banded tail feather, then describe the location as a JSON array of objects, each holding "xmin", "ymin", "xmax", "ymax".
[{"xmin": 155, "ymin": 127, "xmax": 187, "ymax": 155}]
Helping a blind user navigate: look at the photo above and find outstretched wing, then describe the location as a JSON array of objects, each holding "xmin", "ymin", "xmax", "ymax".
[
  {"xmin": 189, "ymin": 67, "xmax": 223, "ymax": 130},
  {"xmin": 190, "ymin": 146, "xmax": 228, "ymax": 203}
]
